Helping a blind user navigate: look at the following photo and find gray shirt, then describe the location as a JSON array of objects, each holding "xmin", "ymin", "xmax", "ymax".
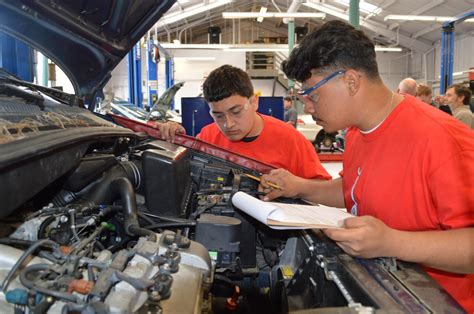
[
  {"xmin": 284, "ymin": 107, "xmax": 298, "ymax": 128},
  {"xmin": 452, "ymin": 105, "xmax": 473, "ymax": 128}
]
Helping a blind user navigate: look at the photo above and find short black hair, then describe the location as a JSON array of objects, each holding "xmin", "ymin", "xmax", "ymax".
[
  {"xmin": 448, "ymin": 84, "xmax": 472, "ymax": 106},
  {"xmin": 203, "ymin": 65, "xmax": 254, "ymax": 102},
  {"xmin": 282, "ymin": 20, "xmax": 380, "ymax": 82},
  {"xmin": 284, "ymin": 96, "xmax": 292, "ymax": 102}
]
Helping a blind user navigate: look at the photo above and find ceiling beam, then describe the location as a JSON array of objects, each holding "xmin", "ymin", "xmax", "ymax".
[
  {"xmin": 412, "ymin": 7, "xmax": 474, "ymax": 39},
  {"xmin": 388, "ymin": 0, "xmax": 445, "ymax": 31},
  {"xmin": 412, "ymin": 25, "xmax": 440, "ymax": 39},
  {"xmin": 303, "ymin": 2, "xmax": 432, "ymax": 52},
  {"xmin": 411, "ymin": 0, "xmax": 445, "ymax": 15},
  {"xmin": 364, "ymin": 0, "xmax": 396, "ymax": 21}
]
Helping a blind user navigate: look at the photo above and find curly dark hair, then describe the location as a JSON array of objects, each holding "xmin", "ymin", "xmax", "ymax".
[
  {"xmin": 282, "ymin": 20, "xmax": 379, "ymax": 82},
  {"xmin": 203, "ymin": 65, "xmax": 254, "ymax": 102}
]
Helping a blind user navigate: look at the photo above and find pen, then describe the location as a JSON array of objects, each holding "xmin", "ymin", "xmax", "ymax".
[{"xmin": 243, "ymin": 173, "xmax": 281, "ymax": 190}]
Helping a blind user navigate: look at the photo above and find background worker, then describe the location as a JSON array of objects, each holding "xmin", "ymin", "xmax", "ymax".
[
  {"xmin": 283, "ymin": 96, "xmax": 297, "ymax": 128},
  {"xmin": 444, "ymin": 84, "xmax": 473, "ymax": 128},
  {"xmin": 260, "ymin": 20, "xmax": 474, "ymax": 312},
  {"xmin": 397, "ymin": 77, "xmax": 417, "ymax": 96},
  {"xmin": 416, "ymin": 83, "xmax": 452, "ymax": 115},
  {"xmin": 159, "ymin": 64, "xmax": 331, "ymax": 180}
]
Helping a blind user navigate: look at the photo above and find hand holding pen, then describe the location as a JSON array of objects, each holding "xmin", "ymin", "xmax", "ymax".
[{"xmin": 257, "ymin": 169, "xmax": 302, "ymax": 201}]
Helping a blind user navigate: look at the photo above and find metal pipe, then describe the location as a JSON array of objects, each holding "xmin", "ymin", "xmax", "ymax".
[
  {"xmin": 288, "ymin": 20, "xmax": 295, "ymax": 89},
  {"xmin": 349, "ymin": 0, "xmax": 360, "ymax": 29},
  {"xmin": 271, "ymin": 0, "xmax": 282, "ymax": 13},
  {"xmin": 283, "ymin": 0, "xmax": 302, "ymax": 24}
]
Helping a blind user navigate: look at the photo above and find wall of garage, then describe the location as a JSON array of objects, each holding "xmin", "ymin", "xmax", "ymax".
[
  {"xmin": 104, "ymin": 31, "xmax": 473, "ymax": 108},
  {"xmin": 411, "ymin": 33, "xmax": 473, "ymax": 94}
]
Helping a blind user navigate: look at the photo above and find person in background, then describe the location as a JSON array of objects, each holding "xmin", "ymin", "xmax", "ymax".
[
  {"xmin": 259, "ymin": 20, "xmax": 474, "ymax": 312},
  {"xmin": 283, "ymin": 96, "xmax": 297, "ymax": 128},
  {"xmin": 444, "ymin": 84, "xmax": 473, "ymax": 128},
  {"xmin": 397, "ymin": 77, "xmax": 417, "ymax": 96},
  {"xmin": 416, "ymin": 84, "xmax": 452, "ymax": 115},
  {"xmin": 158, "ymin": 65, "xmax": 331, "ymax": 180}
]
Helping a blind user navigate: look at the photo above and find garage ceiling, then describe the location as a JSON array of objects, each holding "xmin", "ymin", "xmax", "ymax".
[{"xmin": 155, "ymin": 0, "xmax": 474, "ymax": 53}]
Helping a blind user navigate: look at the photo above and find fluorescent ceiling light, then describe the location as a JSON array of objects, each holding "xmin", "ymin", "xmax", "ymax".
[
  {"xmin": 156, "ymin": 0, "xmax": 232, "ymax": 27},
  {"xmin": 173, "ymin": 57, "xmax": 216, "ymax": 61},
  {"xmin": 222, "ymin": 12, "xmax": 326, "ymax": 19},
  {"xmin": 335, "ymin": 0, "xmax": 382, "ymax": 15},
  {"xmin": 160, "ymin": 43, "xmax": 402, "ymax": 52},
  {"xmin": 160, "ymin": 43, "xmax": 231, "ymax": 49},
  {"xmin": 173, "ymin": 39, "xmax": 181, "ymax": 44},
  {"xmin": 225, "ymin": 44, "xmax": 289, "ymax": 52},
  {"xmin": 374, "ymin": 46, "xmax": 402, "ymax": 52},
  {"xmin": 257, "ymin": 6, "xmax": 267, "ymax": 23},
  {"xmin": 384, "ymin": 15, "xmax": 474, "ymax": 22}
]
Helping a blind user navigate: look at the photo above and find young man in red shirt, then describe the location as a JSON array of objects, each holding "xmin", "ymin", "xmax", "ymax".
[
  {"xmin": 260, "ymin": 21, "xmax": 473, "ymax": 312},
  {"xmin": 159, "ymin": 65, "xmax": 330, "ymax": 180}
]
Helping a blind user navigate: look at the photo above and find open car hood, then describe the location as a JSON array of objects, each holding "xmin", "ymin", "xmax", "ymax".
[{"xmin": 0, "ymin": 0, "xmax": 175, "ymax": 99}]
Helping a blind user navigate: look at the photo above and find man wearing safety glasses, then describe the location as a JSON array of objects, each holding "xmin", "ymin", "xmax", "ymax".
[
  {"xmin": 260, "ymin": 21, "xmax": 473, "ymax": 312},
  {"xmin": 159, "ymin": 64, "xmax": 331, "ymax": 180}
]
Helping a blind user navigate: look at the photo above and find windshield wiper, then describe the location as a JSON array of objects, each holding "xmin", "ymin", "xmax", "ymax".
[{"xmin": 0, "ymin": 80, "xmax": 44, "ymax": 110}]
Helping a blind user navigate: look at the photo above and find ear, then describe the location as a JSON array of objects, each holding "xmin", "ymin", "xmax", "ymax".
[
  {"xmin": 343, "ymin": 69, "xmax": 361, "ymax": 96},
  {"xmin": 251, "ymin": 94, "xmax": 259, "ymax": 110}
]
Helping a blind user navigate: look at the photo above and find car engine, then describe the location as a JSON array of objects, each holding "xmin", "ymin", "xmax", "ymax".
[{"xmin": 0, "ymin": 135, "xmax": 464, "ymax": 313}]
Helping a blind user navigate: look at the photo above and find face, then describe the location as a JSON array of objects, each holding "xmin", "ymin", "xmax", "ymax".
[
  {"xmin": 417, "ymin": 94, "xmax": 431, "ymax": 104},
  {"xmin": 297, "ymin": 70, "xmax": 349, "ymax": 132},
  {"xmin": 209, "ymin": 94, "xmax": 259, "ymax": 141},
  {"xmin": 284, "ymin": 100, "xmax": 292, "ymax": 109},
  {"xmin": 444, "ymin": 87, "xmax": 463, "ymax": 108}
]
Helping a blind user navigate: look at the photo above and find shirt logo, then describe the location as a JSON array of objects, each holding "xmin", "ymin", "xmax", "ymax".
[{"xmin": 350, "ymin": 167, "xmax": 362, "ymax": 216}]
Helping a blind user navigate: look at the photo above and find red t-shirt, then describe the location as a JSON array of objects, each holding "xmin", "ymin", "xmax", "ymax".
[
  {"xmin": 198, "ymin": 114, "xmax": 331, "ymax": 180},
  {"xmin": 342, "ymin": 95, "xmax": 474, "ymax": 312}
]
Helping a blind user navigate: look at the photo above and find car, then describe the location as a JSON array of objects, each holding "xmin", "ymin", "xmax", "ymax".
[
  {"xmin": 102, "ymin": 96, "xmax": 182, "ymax": 124},
  {"xmin": 0, "ymin": 1, "xmax": 463, "ymax": 313},
  {"xmin": 109, "ymin": 98, "xmax": 151, "ymax": 122},
  {"xmin": 297, "ymin": 114, "xmax": 345, "ymax": 152}
]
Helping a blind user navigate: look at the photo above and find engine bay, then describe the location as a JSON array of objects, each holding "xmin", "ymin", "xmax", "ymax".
[{"xmin": 0, "ymin": 137, "xmax": 463, "ymax": 313}]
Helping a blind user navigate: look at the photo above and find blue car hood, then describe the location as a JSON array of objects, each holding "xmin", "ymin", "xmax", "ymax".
[{"xmin": 0, "ymin": 0, "xmax": 175, "ymax": 100}]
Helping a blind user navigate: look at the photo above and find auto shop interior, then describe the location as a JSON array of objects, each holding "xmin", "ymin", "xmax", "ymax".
[{"xmin": 0, "ymin": 1, "xmax": 473, "ymax": 313}]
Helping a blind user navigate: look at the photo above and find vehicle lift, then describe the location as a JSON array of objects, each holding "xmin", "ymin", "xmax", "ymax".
[
  {"xmin": 439, "ymin": 10, "xmax": 474, "ymax": 94},
  {"xmin": 128, "ymin": 42, "xmax": 143, "ymax": 108},
  {"xmin": 128, "ymin": 39, "xmax": 174, "ymax": 110},
  {"xmin": 0, "ymin": 32, "xmax": 33, "ymax": 82}
]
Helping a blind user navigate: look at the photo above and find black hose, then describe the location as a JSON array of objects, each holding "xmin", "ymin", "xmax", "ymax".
[
  {"xmin": 81, "ymin": 165, "xmax": 134, "ymax": 205},
  {"xmin": 138, "ymin": 212, "xmax": 156, "ymax": 226},
  {"xmin": 80, "ymin": 167, "xmax": 156, "ymax": 242},
  {"xmin": 144, "ymin": 222, "xmax": 197, "ymax": 229},
  {"xmin": 141, "ymin": 212, "xmax": 194, "ymax": 223},
  {"xmin": 1, "ymin": 239, "xmax": 57, "ymax": 292},
  {"xmin": 214, "ymin": 274, "xmax": 238, "ymax": 287},
  {"xmin": 107, "ymin": 177, "xmax": 157, "ymax": 242},
  {"xmin": 128, "ymin": 225, "xmax": 157, "ymax": 242},
  {"xmin": 19, "ymin": 264, "xmax": 80, "ymax": 303},
  {"xmin": 109, "ymin": 177, "xmax": 138, "ymax": 232},
  {"xmin": 0, "ymin": 238, "xmax": 55, "ymax": 250}
]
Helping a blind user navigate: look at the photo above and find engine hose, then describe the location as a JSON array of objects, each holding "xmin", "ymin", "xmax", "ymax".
[
  {"xmin": 144, "ymin": 222, "xmax": 197, "ymax": 229},
  {"xmin": 110, "ymin": 177, "xmax": 156, "ymax": 242},
  {"xmin": 140, "ymin": 212, "xmax": 194, "ymax": 224},
  {"xmin": 1, "ymin": 239, "xmax": 58, "ymax": 293},
  {"xmin": 82, "ymin": 164, "xmax": 137, "ymax": 205},
  {"xmin": 79, "ymin": 166, "xmax": 156, "ymax": 242},
  {"xmin": 71, "ymin": 225, "xmax": 104, "ymax": 255},
  {"xmin": 0, "ymin": 238, "xmax": 55, "ymax": 250},
  {"xmin": 19, "ymin": 264, "xmax": 81, "ymax": 303}
]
